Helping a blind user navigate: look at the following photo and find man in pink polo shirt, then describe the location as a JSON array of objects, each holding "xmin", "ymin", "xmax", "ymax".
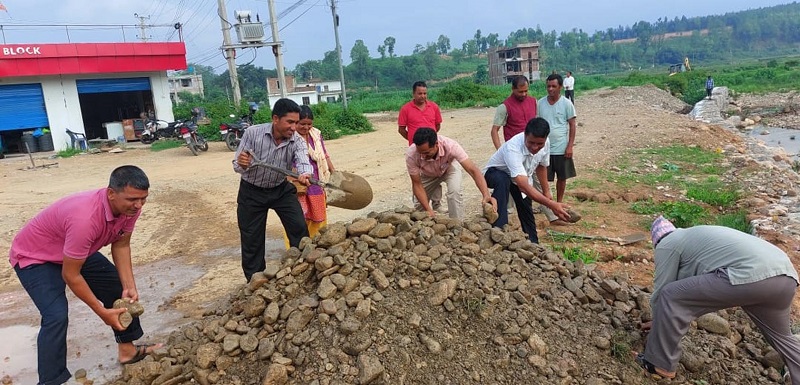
[
  {"xmin": 9, "ymin": 165, "xmax": 160, "ymax": 385},
  {"xmin": 406, "ymin": 127, "xmax": 496, "ymax": 219},
  {"xmin": 398, "ymin": 81, "xmax": 443, "ymax": 146}
]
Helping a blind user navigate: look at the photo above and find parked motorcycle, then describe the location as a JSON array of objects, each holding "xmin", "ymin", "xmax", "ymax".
[
  {"xmin": 178, "ymin": 117, "xmax": 209, "ymax": 156},
  {"xmin": 140, "ymin": 118, "xmax": 181, "ymax": 144},
  {"xmin": 219, "ymin": 114, "xmax": 252, "ymax": 151}
]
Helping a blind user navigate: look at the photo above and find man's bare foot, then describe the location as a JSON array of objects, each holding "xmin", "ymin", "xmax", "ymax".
[{"xmin": 119, "ymin": 342, "xmax": 163, "ymax": 365}]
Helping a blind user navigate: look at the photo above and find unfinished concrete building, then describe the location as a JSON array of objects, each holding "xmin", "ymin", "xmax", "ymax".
[{"xmin": 488, "ymin": 42, "xmax": 541, "ymax": 85}]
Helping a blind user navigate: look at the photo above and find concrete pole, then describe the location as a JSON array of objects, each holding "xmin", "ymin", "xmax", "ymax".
[
  {"xmin": 134, "ymin": 13, "xmax": 150, "ymax": 42},
  {"xmin": 217, "ymin": 0, "xmax": 241, "ymax": 106},
  {"xmin": 330, "ymin": 0, "xmax": 348, "ymax": 108},
  {"xmin": 267, "ymin": 0, "xmax": 288, "ymax": 99}
]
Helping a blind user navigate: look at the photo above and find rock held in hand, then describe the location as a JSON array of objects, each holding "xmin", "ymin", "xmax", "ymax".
[
  {"xmin": 119, "ymin": 311, "xmax": 133, "ymax": 329},
  {"xmin": 113, "ymin": 298, "xmax": 145, "ymax": 317},
  {"xmin": 483, "ymin": 202, "xmax": 499, "ymax": 224},
  {"xmin": 566, "ymin": 209, "xmax": 582, "ymax": 223}
]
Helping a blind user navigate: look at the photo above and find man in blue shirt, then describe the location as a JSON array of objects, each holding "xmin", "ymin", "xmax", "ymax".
[{"xmin": 705, "ymin": 76, "xmax": 714, "ymax": 100}]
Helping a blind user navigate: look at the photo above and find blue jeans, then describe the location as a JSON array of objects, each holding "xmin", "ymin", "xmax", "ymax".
[
  {"xmin": 14, "ymin": 252, "xmax": 144, "ymax": 385},
  {"xmin": 484, "ymin": 167, "xmax": 538, "ymax": 243}
]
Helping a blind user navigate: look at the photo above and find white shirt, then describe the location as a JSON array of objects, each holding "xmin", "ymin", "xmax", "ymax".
[
  {"xmin": 485, "ymin": 132, "xmax": 550, "ymax": 180},
  {"xmin": 564, "ymin": 76, "xmax": 575, "ymax": 90}
]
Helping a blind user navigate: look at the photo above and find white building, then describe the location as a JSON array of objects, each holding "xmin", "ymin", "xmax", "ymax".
[
  {"xmin": 0, "ymin": 42, "xmax": 186, "ymax": 153},
  {"xmin": 168, "ymin": 72, "xmax": 204, "ymax": 103},
  {"xmin": 265, "ymin": 75, "xmax": 343, "ymax": 108}
]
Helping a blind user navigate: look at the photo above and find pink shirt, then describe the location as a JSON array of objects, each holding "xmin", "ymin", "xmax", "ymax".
[
  {"xmin": 9, "ymin": 188, "xmax": 140, "ymax": 268},
  {"xmin": 398, "ymin": 100, "xmax": 443, "ymax": 145},
  {"xmin": 406, "ymin": 135, "xmax": 469, "ymax": 178}
]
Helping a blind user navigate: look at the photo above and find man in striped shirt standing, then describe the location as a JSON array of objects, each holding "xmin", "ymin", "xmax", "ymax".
[{"xmin": 233, "ymin": 98, "xmax": 312, "ymax": 282}]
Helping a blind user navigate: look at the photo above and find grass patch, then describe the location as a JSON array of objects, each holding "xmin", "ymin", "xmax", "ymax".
[
  {"xmin": 550, "ymin": 245, "xmax": 598, "ymax": 264},
  {"xmin": 56, "ymin": 148, "xmax": 83, "ymax": 158},
  {"xmin": 631, "ymin": 200, "xmax": 708, "ymax": 228},
  {"xmin": 686, "ymin": 178, "xmax": 740, "ymax": 207},
  {"xmin": 462, "ymin": 297, "xmax": 486, "ymax": 314},
  {"xmin": 150, "ymin": 140, "xmax": 184, "ymax": 152},
  {"xmin": 714, "ymin": 211, "xmax": 752, "ymax": 233},
  {"xmin": 611, "ymin": 330, "xmax": 632, "ymax": 362}
]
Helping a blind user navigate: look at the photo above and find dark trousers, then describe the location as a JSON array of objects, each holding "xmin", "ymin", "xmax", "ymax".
[
  {"xmin": 565, "ymin": 89, "xmax": 574, "ymax": 104},
  {"xmin": 14, "ymin": 252, "xmax": 143, "ymax": 385},
  {"xmin": 484, "ymin": 167, "xmax": 538, "ymax": 243},
  {"xmin": 706, "ymin": 88, "xmax": 713, "ymax": 99},
  {"xmin": 237, "ymin": 179, "xmax": 308, "ymax": 281}
]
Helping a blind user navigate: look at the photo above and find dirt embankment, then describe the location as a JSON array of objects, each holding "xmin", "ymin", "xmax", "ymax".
[{"xmin": 2, "ymin": 85, "xmax": 800, "ymax": 384}]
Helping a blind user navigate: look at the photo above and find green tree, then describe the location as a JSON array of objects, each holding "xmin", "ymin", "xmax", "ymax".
[
  {"xmin": 474, "ymin": 64, "xmax": 488, "ymax": 84},
  {"xmin": 436, "ymin": 35, "xmax": 451, "ymax": 54},
  {"xmin": 349, "ymin": 40, "xmax": 371, "ymax": 80},
  {"xmin": 377, "ymin": 45, "xmax": 386, "ymax": 59},
  {"xmin": 450, "ymin": 48, "xmax": 465, "ymax": 65},
  {"xmin": 384, "ymin": 36, "xmax": 396, "ymax": 57},
  {"xmin": 423, "ymin": 44, "xmax": 439, "ymax": 77}
]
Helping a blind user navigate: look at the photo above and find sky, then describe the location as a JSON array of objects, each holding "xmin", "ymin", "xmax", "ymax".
[{"xmin": 0, "ymin": 0, "xmax": 792, "ymax": 74}]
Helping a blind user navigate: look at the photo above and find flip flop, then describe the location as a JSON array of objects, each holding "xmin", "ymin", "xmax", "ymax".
[
  {"xmin": 120, "ymin": 343, "xmax": 156, "ymax": 365},
  {"xmin": 633, "ymin": 352, "xmax": 676, "ymax": 379}
]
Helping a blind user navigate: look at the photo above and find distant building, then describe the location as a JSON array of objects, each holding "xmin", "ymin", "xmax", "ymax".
[
  {"xmin": 488, "ymin": 42, "xmax": 541, "ymax": 85},
  {"xmin": 168, "ymin": 72, "xmax": 204, "ymax": 103},
  {"xmin": 265, "ymin": 75, "xmax": 342, "ymax": 108}
]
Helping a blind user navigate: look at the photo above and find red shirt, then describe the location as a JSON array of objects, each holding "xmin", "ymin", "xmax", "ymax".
[
  {"xmin": 398, "ymin": 100, "xmax": 443, "ymax": 145},
  {"xmin": 9, "ymin": 188, "xmax": 140, "ymax": 268}
]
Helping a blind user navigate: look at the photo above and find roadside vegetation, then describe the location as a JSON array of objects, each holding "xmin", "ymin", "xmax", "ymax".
[
  {"xmin": 596, "ymin": 145, "xmax": 749, "ymax": 233},
  {"xmin": 149, "ymin": 140, "xmax": 184, "ymax": 152},
  {"xmin": 56, "ymin": 148, "xmax": 83, "ymax": 158}
]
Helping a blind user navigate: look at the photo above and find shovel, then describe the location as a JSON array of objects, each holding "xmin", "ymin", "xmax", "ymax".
[
  {"xmin": 245, "ymin": 150, "xmax": 373, "ymax": 210},
  {"xmin": 247, "ymin": 149, "xmax": 342, "ymax": 190},
  {"xmin": 546, "ymin": 229, "xmax": 648, "ymax": 246}
]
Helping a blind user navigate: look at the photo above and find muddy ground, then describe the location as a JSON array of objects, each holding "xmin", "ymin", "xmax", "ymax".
[{"xmin": 0, "ymin": 85, "xmax": 798, "ymax": 383}]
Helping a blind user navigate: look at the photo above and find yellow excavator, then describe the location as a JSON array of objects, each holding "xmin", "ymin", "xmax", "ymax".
[{"xmin": 669, "ymin": 57, "xmax": 692, "ymax": 76}]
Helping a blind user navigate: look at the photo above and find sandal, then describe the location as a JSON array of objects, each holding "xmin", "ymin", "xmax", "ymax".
[
  {"xmin": 120, "ymin": 343, "xmax": 156, "ymax": 365},
  {"xmin": 633, "ymin": 352, "xmax": 676, "ymax": 379}
]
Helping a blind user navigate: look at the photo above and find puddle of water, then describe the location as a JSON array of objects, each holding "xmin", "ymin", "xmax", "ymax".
[
  {"xmin": 748, "ymin": 125, "xmax": 800, "ymax": 156},
  {"xmin": 0, "ymin": 325, "xmax": 38, "ymax": 381},
  {"xmin": 0, "ymin": 240, "xmax": 284, "ymax": 384},
  {"xmin": 0, "ymin": 257, "xmax": 205, "ymax": 384}
]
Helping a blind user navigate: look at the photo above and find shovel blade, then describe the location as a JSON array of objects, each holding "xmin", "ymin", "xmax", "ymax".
[
  {"xmin": 325, "ymin": 171, "xmax": 373, "ymax": 210},
  {"xmin": 616, "ymin": 233, "xmax": 648, "ymax": 245}
]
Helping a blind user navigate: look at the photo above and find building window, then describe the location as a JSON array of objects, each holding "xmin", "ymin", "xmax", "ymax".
[
  {"xmin": 276, "ymin": 81, "xmax": 281, "ymax": 89},
  {"xmin": 181, "ymin": 78, "xmax": 192, "ymax": 87},
  {"xmin": 324, "ymin": 85, "xmax": 329, "ymax": 92},
  {"xmin": 302, "ymin": 96, "xmax": 310, "ymax": 105},
  {"xmin": 327, "ymin": 96, "xmax": 336, "ymax": 103}
]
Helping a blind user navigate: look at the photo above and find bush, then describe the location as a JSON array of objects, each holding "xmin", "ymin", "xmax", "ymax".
[
  {"xmin": 664, "ymin": 75, "xmax": 688, "ymax": 97},
  {"xmin": 312, "ymin": 104, "xmax": 373, "ymax": 140},
  {"xmin": 433, "ymin": 79, "xmax": 504, "ymax": 108}
]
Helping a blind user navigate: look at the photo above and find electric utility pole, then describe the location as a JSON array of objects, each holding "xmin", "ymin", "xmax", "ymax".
[
  {"xmin": 329, "ymin": 0, "xmax": 347, "ymax": 108},
  {"xmin": 217, "ymin": 0, "xmax": 241, "ymax": 105},
  {"xmin": 134, "ymin": 13, "xmax": 151, "ymax": 42},
  {"xmin": 267, "ymin": 0, "xmax": 288, "ymax": 98}
]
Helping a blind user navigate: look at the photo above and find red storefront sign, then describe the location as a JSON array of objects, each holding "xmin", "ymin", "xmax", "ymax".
[{"xmin": 0, "ymin": 42, "xmax": 187, "ymax": 77}]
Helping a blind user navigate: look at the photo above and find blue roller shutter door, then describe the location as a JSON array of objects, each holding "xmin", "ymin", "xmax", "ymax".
[
  {"xmin": 76, "ymin": 77, "xmax": 151, "ymax": 94},
  {"xmin": 0, "ymin": 84, "xmax": 49, "ymax": 131}
]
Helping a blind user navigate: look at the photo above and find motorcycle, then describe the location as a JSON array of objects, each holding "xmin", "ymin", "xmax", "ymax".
[
  {"xmin": 219, "ymin": 113, "xmax": 252, "ymax": 151},
  {"xmin": 177, "ymin": 119, "xmax": 209, "ymax": 156},
  {"xmin": 140, "ymin": 118, "xmax": 181, "ymax": 144}
]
